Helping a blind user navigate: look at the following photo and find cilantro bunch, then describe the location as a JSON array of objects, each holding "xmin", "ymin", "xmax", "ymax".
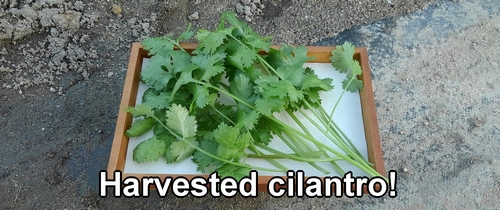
[{"xmin": 125, "ymin": 12, "xmax": 385, "ymax": 181}]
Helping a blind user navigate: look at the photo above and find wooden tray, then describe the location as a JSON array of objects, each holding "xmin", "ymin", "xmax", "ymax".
[{"xmin": 107, "ymin": 42, "xmax": 385, "ymax": 194}]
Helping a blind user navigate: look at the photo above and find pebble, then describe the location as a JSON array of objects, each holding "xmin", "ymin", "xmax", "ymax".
[
  {"xmin": 188, "ymin": 12, "xmax": 199, "ymax": 21},
  {"xmin": 112, "ymin": 4, "xmax": 122, "ymax": 15},
  {"xmin": 50, "ymin": 87, "xmax": 56, "ymax": 92},
  {"xmin": 107, "ymin": 72, "xmax": 114, "ymax": 77}
]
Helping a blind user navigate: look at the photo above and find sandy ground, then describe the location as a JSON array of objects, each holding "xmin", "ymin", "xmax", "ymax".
[{"xmin": 1, "ymin": 0, "xmax": 499, "ymax": 209}]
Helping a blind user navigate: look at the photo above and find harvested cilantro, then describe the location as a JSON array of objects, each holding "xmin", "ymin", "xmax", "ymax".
[{"xmin": 124, "ymin": 12, "xmax": 386, "ymax": 181}]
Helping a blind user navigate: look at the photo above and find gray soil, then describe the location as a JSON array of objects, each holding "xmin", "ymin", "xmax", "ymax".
[{"xmin": 1, "ymin": 0, "xmax": 499, "ymax": 209}]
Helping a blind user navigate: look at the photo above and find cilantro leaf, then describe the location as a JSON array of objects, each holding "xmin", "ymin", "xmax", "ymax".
[
  {"xmin": 213, "ymin": 123, "xmax": 250, "ymax": 162},
  {"xmin": 229, "ymin": 74, "xmax": 256, "ymax": 111},
  {"xmin": 141, "ymin": 37, "xmax": 175, "ymax": 56},
  {"xmin": 192, "ymin": 138, "xmax": 223, "ymax": 173},
  {"xmin": 176, "ymin": 23, "xmax": 194, "ymax": 42},
  {"xmin": 141, "ymin": 55, "xmax": 174, "ymax": 91},
  {"xmin": 165, "ymin": 104, "xmax": 197, "ymax": 139},
  {"xmin": 191, "ymin": 51, "xmax": 226, "ymax": 81},
  {"xmin": 276, "ymin": 64, "xmax": 305, "ymax": 87},
  {"xmin": 216, "ymin": 164, "xmax": 252, "ymax": 180},
  {"xmin": 330, "ymin": 42, "xmax": 364, "ymax": 92},
  {"xmin": 170, "ymin": 138, "xmax": 199, "ymax": 162},
  {"xmin": 266, "ymin": 45, "xmax": 313, "ymax": 68},
  {"xmin": 194, "ymin": 85, "xmax": 209, "ymax": 108},
  {"xmin": 226, "ymin": 41, "xmax": 258, "ymax": 69},
  {"xmin": 235, "ymin": 109, "xmax": 259, "ymax": 130},
  {"xmin": 124, "ymin": 104, "xmax": 154, "ymax": 117},
  {"xmin": 142, "ymin": 88, "xmax": 171, "ymax": 109},
  {"xmin": 255, "ymin": 97, "xmax": 286, "ymax": 116},
  {"xmin": 194, "ymin": 29, "xmax": 228, "ymax": 54},
  {"xmin": 342, "ymin": 78, "xmax": 364, "ymax": 92},
  {"xmin": 330, "ymin": 42, "xmax": 358, "ymax": 74},
  {"xmin": 125, "ymin": 117, "xmax": 156, "ymax": 137},
  {"xmin": 301, "ymin": 70, "xmax": 334, "ymax": 91},
  {"xmin": 250, "ymin": 117, "xmax": 274, "ymax": 145},
  {"xmin": 133, "ymin": 136, "xmax": 167, "ymax": 163}
]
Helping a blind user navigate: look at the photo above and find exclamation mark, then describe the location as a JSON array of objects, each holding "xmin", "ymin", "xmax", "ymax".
[{"xmin": 388, "ymin": 170, "xmax": 397, "ymax": 197}]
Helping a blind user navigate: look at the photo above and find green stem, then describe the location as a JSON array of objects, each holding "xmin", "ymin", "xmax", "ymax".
[
  {"xmin": 255, "ymin": 143, "xmax": 343, "ymax": 163},
  {"xmin": 286, "ymin": 109, "xmax": 346, "ymax": 175},
  {"xmin": 247, "ymin": 151, "xmax": 326, "ymax": 159},
  {"xmin": 150, "ymin": 115, "xmax": 284, "ymax": 173}
]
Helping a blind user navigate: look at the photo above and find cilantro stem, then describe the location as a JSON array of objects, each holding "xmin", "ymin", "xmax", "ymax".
[
  {"xmin": 149, "ymin": 115, "xmax": 285, "ymax": 173},
  {"xmin": 285, "ymin": 109, "xmax": 346, "ymax": 175},
  {"xmin": 254, "ymin": 143, "xmax": 343, "ymax": 163},
  {"xmin": 247, "ymin": 151, "xmax": 326, "ymax": 159}
]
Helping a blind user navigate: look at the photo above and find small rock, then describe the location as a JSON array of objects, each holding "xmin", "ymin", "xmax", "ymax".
[
  {"xmin": 42, "ymin": 127, "xmax": 46, "ymax": 131},
  {"xmin": 50, "ymin": 87, "xmax": 56, "ymax": 92},
  {"xmin": 73, "ymin": 1, "xmax": 84, "ymax": 11},
  {"xmin": 127, "ymin": 18, "xmax": 137, "ymax": 26},
  {"xmin": 242, "ymin": 0, "xmax": 251, "ymax": 4},
  {"xmin": 253, "ymin": 0, "xmax": 261, "ymax": 3},
  {"xmin": 141, "ymin": 23, "xmax": 149, "ymax": 31},
  {"xmin": 112, "ymin": 4, "xmax": 122, "ymax": 15},
  {"xmin": 423, "ymin": 121, "xmax": 429, "ymax": 126},
  {"xmin": 188, "ymin": 12, "xmax": 199, "ymax": 21},
  {"xmin": 107, "ymin": 72, "xmax": 114, "ymax": 77},
  {"xmin": 235, "ymin": 3, "xmax": 245, "ymax": 14}
]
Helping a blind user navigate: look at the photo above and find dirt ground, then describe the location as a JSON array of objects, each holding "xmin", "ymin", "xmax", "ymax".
[{"xmin": 1, "ymin": 0, "xmax": 499, "ymax": 209}]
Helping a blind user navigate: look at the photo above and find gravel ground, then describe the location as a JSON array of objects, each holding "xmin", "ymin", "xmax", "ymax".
[{"xmin": 2, "ymin": 0, "xmax": 499, "ymax": 209}]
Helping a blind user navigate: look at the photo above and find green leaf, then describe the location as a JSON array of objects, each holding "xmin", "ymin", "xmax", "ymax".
[
  {"xmin": 255, "ymin": 97, "xmax": 285, "ymax": 116},
  {"xmin": 133, "ymin": 136, "xmax": 167, "ymax": 163},
  {"xmin": 226, "ymin": 42, "xmax": 258, "ymax": 69},
  {"xmin": 141, "ymin": 37, "xmax": 175, "ymax": 56},
  {"xmin": 330, "ymin": 42, "xmax": 362, "ymax": 76},
  {"xmin": 266, "ymin": 44, "xmax": 313, "ymax": 68},
  {"xmin": 276, "ymin": 64, "xmax": 305, "ymax": 87},
  {"xmin": 125, "ymin": 117, "xmax": 156, "ymax": 137},
  {"xmin": 215, "ymin": 131, "xmax": 251, "ymax": 162},
  {"xmin": 177, "ymin": 23, "xmax": 194, "ymax": 42},
  {"xmin": 142, "ymin": 88, "xmax": 171, "ymax": 109},
  {"xmin": 141, "ymin": 55, "xmax": 174, "ymax": 91},
  {"xmin": 229, "ymin": 74, "xmax": 256, "ymax": 110},
  {"xmin": 124, "ymin": 104, "xmax": 154, "ymax": 117},
  {"xmin": 213, "ymin": 123, "xmax": 239, "ymax": 147},
  {"xmin": 194, "ymin": 29, "xmax": 228, "ymax": 54},
  {"xmin": 301, "ymin": 71, "xmax": 334, "ymax": 91},
  {"xmin": 342, "ymin": 78, "xmax": 364, "ymax": 92},
  {"xmin": 194, "ymin": 85, "xmax": 209, "ymax": 108},
  {"xmin": 165, "ymin": 104, "xmax": 197, "ymax": 139},
  {"xmin": 191, "ymin": 51, "xmax": 226, "ymax": 81},
  {"xmin": 216, "ymin": 164, "xmax": 252, "ymax": 180},
  {"xmin": 170, "ymin": 63, "xmax": 198, "ymax": 99},
  {"xmin": 330, "ymin": 42, "xmax": 364, "ymax": 92},
  {"xmin": 235, "ymin": 110, "xmax": 259, "ymax": 130},
  {"xmin": 170, "ymin": 138, "xmax": 199, "ymax": 162},
  {"xmin": 255, "ymin": 76, "xmax": 303, "ymax": 102},
  {"xmin": 192, "ymin": 138, "xmax": 223, "ymax": 173},
  {"xmin": 250, "ymin": 117, "xmax": 275, "ymax": 145}
]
